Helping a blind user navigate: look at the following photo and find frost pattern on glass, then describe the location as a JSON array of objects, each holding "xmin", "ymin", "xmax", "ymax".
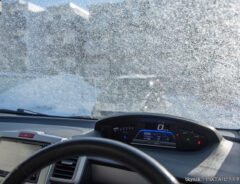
[
  {"xmin": 0, "ymin": 73, "xmax": 101, "ymax": 116},
  {"xmin": 0, "ymin": 0, "xmax": 240, "ymax": 128}
]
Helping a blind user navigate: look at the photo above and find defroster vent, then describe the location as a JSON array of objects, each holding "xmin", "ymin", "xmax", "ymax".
[{"xmin": 52, "ymin": 156, "xmax": 79, "ymax": 180}]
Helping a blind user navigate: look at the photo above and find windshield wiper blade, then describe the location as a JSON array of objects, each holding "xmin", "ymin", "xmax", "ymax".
[
  {"xmin": 0, "ymin": 108, "xmax": 47, "ymax": 116},
  {"xmin": 0, "ymin": 108, "xmax": 96, "ymax": 120}
]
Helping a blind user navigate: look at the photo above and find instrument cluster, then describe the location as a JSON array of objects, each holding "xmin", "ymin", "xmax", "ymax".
[{"xmin": 95, "ymin": 113, "xmax": 222, "ymax": 151}]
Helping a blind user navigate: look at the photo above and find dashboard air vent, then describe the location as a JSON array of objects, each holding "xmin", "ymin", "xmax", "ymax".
[{"xmin": 52, "ymin": 156, "xmax": 78, "ymax": 180}]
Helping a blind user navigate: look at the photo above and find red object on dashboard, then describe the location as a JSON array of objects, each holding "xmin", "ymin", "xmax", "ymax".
[{"xmin": 19, "ymin": 132, "xmax": 35, "ymax": 138}]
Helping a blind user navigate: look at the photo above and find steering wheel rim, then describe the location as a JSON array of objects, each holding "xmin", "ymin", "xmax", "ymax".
[{"xmin": 3, "ymin": 137, "xmax": 179, "ymax": 184}]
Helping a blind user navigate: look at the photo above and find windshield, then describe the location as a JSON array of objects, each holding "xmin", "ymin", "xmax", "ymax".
[{"xmin": 0, "ymin": 0, "xmax": 239, "ymax": 129}]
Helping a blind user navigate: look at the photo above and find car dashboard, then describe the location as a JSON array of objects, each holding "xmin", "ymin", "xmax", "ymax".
[{"xmin": 0, "ymin": 113, "xmax": 239, "ymax": 184}]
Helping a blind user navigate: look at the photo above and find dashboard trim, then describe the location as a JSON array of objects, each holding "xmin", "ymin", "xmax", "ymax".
[{"xmin": 0, "ymin": 130, "xmax": 67, "ymax": 144}]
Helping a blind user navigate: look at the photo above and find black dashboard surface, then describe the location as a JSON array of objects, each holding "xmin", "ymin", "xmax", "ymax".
[{"xmin": 0, "ymin": 113, "xmax": 239, "ymax": 184}]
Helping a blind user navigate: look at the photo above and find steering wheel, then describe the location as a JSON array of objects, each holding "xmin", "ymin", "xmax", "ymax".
[{"xmin": 3, "ymin": 137, "xmax": 179, "ymax": 184}]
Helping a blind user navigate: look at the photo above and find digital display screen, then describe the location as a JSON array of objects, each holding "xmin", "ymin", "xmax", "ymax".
[
  {"xmin": 0, "ymin": 139, "xmax": 42, "ymax": 174},
  {"xmin": 131, "ymin": 130, "xmax": 176, "ymax": 148}
]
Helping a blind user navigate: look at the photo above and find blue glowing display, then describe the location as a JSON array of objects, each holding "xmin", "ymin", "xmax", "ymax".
[
  {"xmin": 137, "ymin": 129, "xmax": 174, "ymax": 135},
  {"xmin": 132, "ymin": 129, "xmax": 176, "ymax": 147}
]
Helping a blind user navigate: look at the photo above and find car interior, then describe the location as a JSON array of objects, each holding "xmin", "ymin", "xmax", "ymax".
[
  {"xmin": 0, "ymin": 112, "xmax": 239, "ymax": 184},
  {"xmin": 0, "ymin": 0, "xmax": 240, "ymax": 183}
]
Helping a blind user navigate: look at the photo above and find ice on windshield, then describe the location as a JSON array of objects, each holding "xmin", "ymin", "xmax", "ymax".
[
  {"xmin": 0, "ymin": 73, "xmax": 101, "ymax": 116},
  {"xmin": 0, "ymin": 0, "xmax": 240, "ymax": 128}
]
